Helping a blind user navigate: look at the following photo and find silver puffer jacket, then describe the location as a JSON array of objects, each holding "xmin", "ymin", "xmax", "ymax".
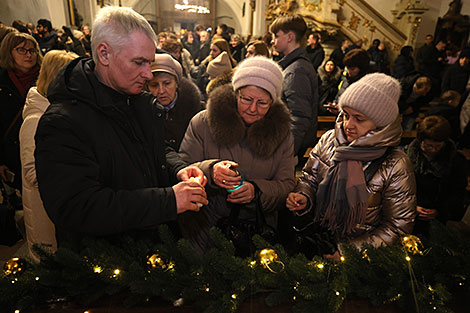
[{"xmin": 295, "ymin": 115, "xmax": 417, "ymax": 249}]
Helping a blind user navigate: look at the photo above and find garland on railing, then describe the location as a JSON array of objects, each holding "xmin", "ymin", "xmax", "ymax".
[{"xmin": 1, "ymin": 221, "xmax": 469, "ymax": 313}]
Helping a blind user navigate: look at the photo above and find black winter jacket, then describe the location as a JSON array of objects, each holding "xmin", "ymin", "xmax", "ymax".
[
  {"xmin": 0, "ymin": 68, "xmax": 26, "ymax": 189},
  {"xmin": 163, "ymin": 77, "xmax": 202, "ymax": 150},
  {"xmin": 35, "ymin": 57, "xmax": 188, "ymax": 245}
]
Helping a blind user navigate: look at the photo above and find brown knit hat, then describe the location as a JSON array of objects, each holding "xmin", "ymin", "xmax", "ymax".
[
  {"xmin": 338, "ymin": 73, "xmax": 400, "ymax": 127},
  {"xmin": 206, "ymin": 51, "xmax": 232, "ymax": 78},
  {"xmin": 151, "ymin": 53, "xmax": 183, "ymax": 82}
]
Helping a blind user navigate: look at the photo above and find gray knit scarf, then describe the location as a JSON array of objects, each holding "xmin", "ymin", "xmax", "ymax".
[{"xmin": 315, "ymin": 145, "xmax": 387, "ymax": 236}]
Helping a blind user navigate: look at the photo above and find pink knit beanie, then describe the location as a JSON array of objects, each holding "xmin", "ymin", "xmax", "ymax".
[
  {"xmin": 338, "ymin": 73, "xmax": 401, "ymax": 127},
  {"xmin": 232, "ymin": 56, "xmax": 283, "ymax": 100}
]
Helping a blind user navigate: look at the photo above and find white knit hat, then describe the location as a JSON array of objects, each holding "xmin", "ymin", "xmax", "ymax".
[
  {"xmin": 338, "ymin": 73, "xmax": 401, "ymax": 127},
  {"xmin": 232, "ymin": 56, "xmax": 283, "ymax": 100},
  {"xmin": 206, "ymin": 51, "xmax": 232, "ymax": 78}
]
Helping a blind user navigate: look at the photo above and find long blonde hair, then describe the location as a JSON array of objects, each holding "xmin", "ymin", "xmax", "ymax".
[{"xmin": 36, "ymin": 50, "xmax": 78, "ymax": 96}]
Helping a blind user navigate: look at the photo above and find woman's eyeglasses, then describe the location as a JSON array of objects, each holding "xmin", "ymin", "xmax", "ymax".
[
  {"xmin": 14, "ymin": 47, "xmax": 38, "ymax": 55},
  {"xmin": 238, "ymin": 91, "xmax": 271, "ymax": 109}
]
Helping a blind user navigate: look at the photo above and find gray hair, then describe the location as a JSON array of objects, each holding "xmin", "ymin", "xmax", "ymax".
[{"xmin": 91, "ymin": 6, "xmax": 157, "ymax": 63}]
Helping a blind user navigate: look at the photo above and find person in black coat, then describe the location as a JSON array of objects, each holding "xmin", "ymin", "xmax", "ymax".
[
  {"xmin": 34, "ymin": 6, "xmax": 208, "ymax": 248},
  {"xmin": 330, "ymin": 39, "xmax": 350, "ymax": 69},
  {"xmin": 406, "ymin": 116, "xmax": 468, "ymax": 237},
  {"xmin": 229, "ymin": 34, "xmax": 245, "ymax": 63},
  {"xmin": 317, "ymin": 59, "xmax": 341, "ymax": 110},
  {"xmin": 398, "ymin": 74, "xmax": 433, "ymax": 130},
  {"xmin": 418, "ymin": 40, "xmax": 447, "ymax": 96},
  {"xmin": 0, "ymin": 32, "xmax": 42, "ymax": 190},
  {"xmin": 147, "ymin": 53, "xmax": 202, "ymax": 150},
  {"xmin": 441, "ymin": 48, "xmax": 470, "ymax": 95},
  {"xmin": 305, "ymin": 32, "xmax": 325, "ymax": 71},
  {"xmin": 393, "ymin": 46, "xmax": 415, "ymax": 79}
]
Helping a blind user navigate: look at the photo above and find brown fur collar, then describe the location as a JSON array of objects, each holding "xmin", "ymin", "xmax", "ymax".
[
  {"xmin": 207, "ymin": 84, "xmax": 291, "ymax": 159},
  {"xmin": 206, "ymin": 69, "xmax": 234, "ymax": 95}
]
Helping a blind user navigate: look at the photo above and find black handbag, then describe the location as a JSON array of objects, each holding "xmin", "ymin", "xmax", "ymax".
[{"xmin": 216, "ymin": 183, "xmax": 278, "ymax": 257}]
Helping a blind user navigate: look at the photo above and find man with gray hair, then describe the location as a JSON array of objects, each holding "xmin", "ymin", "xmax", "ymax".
[{"xmin": 35, "ymin": 6, "xmax": 208, "ymax": 248}]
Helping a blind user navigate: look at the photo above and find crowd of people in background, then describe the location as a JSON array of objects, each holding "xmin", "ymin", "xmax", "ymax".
[{"xmin": 0, "ymin": 8, "xmax": 469, "ymax": 264}]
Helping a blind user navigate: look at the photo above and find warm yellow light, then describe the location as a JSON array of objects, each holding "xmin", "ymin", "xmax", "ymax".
[
  {"xmin": 317, "ymin": 263, "xmax": 324, "ymax": 269},
  {"xmin": 336, "ymin": 291, "xmax": 340, "ymax": 296},
  {"xmin": 231, "ymin": 294, "xmax": 237, "ymax": 299},
  {"xmin": 293, "ymin": 296, "xmax": 297, "ymax": 300},
  {"xmin": 340, "ymin": 256, "xmax": 345, "ymax": 262},
  {"xmin": 15, "ymin": 310, "xmax": 20, "ymax": 313},
  {"xmin": 35, "ymin": 277, "xmax": 40, "ymax": 281},
  {"xmin": 405, "ymin": 256, "xmax": 411, "ymax": 262},
  {"xmin": 113, "ymin": 269, "xmax": 120, "ymax": 275},
  {"xmin": 205, "ymin": 287, "xmax": 210, "ymax": 292},
  {"xmin": 93, "ymin": 266, "xmax": 103, "ymax": 273}
]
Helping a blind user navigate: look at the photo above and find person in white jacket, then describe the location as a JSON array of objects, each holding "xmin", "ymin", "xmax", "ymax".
[{"xmin": 19, "ymin": 50, "xmax": 77, "ymax": 262}]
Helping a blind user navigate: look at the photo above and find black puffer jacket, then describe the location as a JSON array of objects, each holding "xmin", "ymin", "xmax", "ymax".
[{"xmin": 35, "ymin": 57, "xmax": 188, "ymax": 245}]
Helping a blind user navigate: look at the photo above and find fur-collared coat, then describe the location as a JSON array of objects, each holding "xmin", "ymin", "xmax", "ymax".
[{"xmin": 179, "ymin": 84, "xmax": 296, "ymax": 252}]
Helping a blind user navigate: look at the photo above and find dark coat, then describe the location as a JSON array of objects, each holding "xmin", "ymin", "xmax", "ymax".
[
  {"xmin": 417, "ymin": 45, "xmax": 445, "ymax": 80},
  {"xmin": 398, "ymin": 73, "xmax": 432, "ymax": 115},
  {"xmin": 164, "ymin": 77, "xmax": 202, "ymax": 151},
  {"xmin": 0, "ymin": 68, "xmax": 26, "ymax": 188},
  {"xmin": 441, "ymin": 63, "xmax": 470, "ymax": 95},
  {"xmin": 406, "ymin": 139, "xmax": 467, "ymax": 232},
  {"xmin": 35, "ymin": 57, "xmax": 188, "ymax": 246},
  {"xmin": 330, "ymin": 47, "xmax": 346, "ymax": 69},
  {"xmin": 393, "ymin": 55, "xmax": 415, "ymax": 79},
  {"xmin": 230, "ymin": 43, "xmax": 245, "ymax": 63},
  {"xmin": 306, "ymin": 44, "xmax": 325, "ymax": 71},
  {"xmin": 279, "ymin": 47, "xmax": 319, "ymax": 155},
  {"xmin": 317, "ymin": 65, "xmax": 341, "ymax": 108}
]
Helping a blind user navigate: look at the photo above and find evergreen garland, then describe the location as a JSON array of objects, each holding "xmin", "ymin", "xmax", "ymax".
[{"xmin": 1, "ymin": 221, "xmax": 469, "ymax": 313}]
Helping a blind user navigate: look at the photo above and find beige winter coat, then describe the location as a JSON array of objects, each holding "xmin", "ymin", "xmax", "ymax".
[
  {"xmin": 20, "ymin": 87, "xmax": 56, "ymax": 262},
  {"xmin": 179, "ymin": 84, "xmax": 295, "ymax": 252},
  {"xmin": 296, "ymin": 115, "xmax": 417, "ymax": 249}
]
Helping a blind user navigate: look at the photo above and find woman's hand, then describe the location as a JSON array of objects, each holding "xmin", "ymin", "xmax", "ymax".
[
  {"xmin": 212, "ymin": 160, "xmax": 242, "ymax": 189},
  {"xmin": 286, "ymin": 192, "xmax": 308, "ymax": 211},
  {"xmin": 226, "ymin": 181, "xmax": 255, "ymax": 204},
  {"xmin": 417, "ymin": 206, "xmax": 438, "ymax": 221}
]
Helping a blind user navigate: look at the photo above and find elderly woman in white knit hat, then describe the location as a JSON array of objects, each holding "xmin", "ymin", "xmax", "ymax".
[
  {"xmin": 179, "ymin": 56, "xmax": 295, "ymax": 253},
  {"xmin": 147, "ymin": 53, "xmax": 202, "ymax": 150},
  {"xmin": 287, "ymin": 73, "xmax": 417, "ymax": 261}
]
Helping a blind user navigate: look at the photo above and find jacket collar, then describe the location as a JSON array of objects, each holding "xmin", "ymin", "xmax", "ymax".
[
  {"xmin": 279, "ymin": 47, "xmax": 308, "ymax": 70},
  {"xmin": 207, "ymin": 84, "xmax": 291, "ymax": 158}
]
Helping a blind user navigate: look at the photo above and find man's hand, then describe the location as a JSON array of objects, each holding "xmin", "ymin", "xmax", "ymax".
[
  {"xmin": 212, "ymin": 160, "xmax": 242, "ymax": 189},
  {"xmin": 324, "ymin": 250, "xmax": 342, "ymax": 262},
  {"xmin": 172, "ymin": 180, "xmax": 208, "ymax": 214},
  {"xmin": 417, "ymin": 206, "xmax": 438, "ymax": 221},
  {"xmin": 226, "ymin": 182, "xmax": 255, "ymax": 204},
  {"xmin": 286, "ymin": 192, "xmax": 308, "ymax": 211},
  {"xmin": 177, "ymin": 165, "xmax": 207, "ymax": 187}
]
